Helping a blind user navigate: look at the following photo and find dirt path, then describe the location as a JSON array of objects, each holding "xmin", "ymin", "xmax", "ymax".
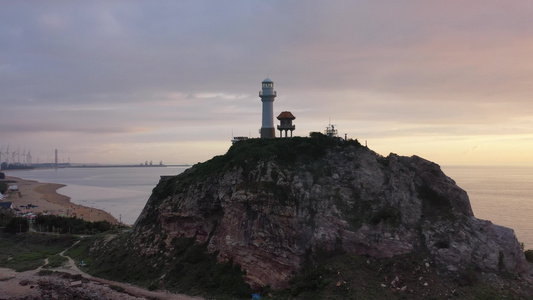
[
  {"xmin": 0, "ymin": 240, "xmax": 203, "ymax": 300},
  {"xmin": 58, "ymin": 241, "xmax": 203, "ymax": 299}
]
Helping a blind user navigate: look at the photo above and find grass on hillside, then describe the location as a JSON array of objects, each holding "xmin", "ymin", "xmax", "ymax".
[
  {"xmin": 44, "ymin": 254, "xmax": 69, "ymax": 269},
  {"xmin": 66, "ymin": 231, "xmax": 252, "ymax": 299},
  {"xmin": 264, "ymin": 253, "xmax": 532, "ymax": 300},
  {"xmin": 0, "ymin": 232, "xmax": 78, "ymax": 271},
  {"xmin": 63, "ymin": 231, "xmax": 533, "ymax": 300}
]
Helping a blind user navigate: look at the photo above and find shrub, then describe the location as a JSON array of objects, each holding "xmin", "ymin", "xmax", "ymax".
[
  {"xmin": 435, "ymin": 239, "xmax": 450, "ymax": 249},
  {"xmin": 34, "ymin": 215, "xmax": 112, "ymax": 234},
  {"xmin": 44, "ymin": 254, "xmax": 68, "ymax": 268},
  {"xmin": 0, "ymin": 181, "xmax": 7, "ymax": 193},
  {"xmin": 110, "ymin": 285, "xmax": 126, "ymax": 293},
  {"xmin": 525, "ymin": 250, "xmax": 533, "ymax": 263},
  {"xmin": 0, "ymin": 208, "xmax": 15, "ymax": 226},
  {"xmin": 4, "ymin": 217, "xmax": 29, "ymax": 233},
  {"xmin": 456, "ymin": 266, "xmax": 478, "ymax": 286},
  {"xmin": 498, "ymin": 251, "xmax": 505, "ymax": 270}
]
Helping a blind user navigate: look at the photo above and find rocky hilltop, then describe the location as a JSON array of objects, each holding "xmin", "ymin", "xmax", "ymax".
[{"xmin": 133, "ymin": 135, "xmax": 530, "ymax": 291}]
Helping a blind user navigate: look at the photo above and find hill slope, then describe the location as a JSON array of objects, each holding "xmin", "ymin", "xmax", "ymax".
[{"xmin": 132, "ymin": 136, "xmax": 530, "ymax": 291}]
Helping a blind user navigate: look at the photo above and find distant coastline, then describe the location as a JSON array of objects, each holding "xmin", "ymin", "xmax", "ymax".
[
  {"xmin": 1, "ymin": 163, "xmax": 192, "ymax": 170},
  {"xmin": 2, "ymin": 176, "xmax": 118, "ymax": 224},
  {"xmin": 71, "ymin": 164, "xmax": 168, "ymax": 168},
  {"xmin": 69, "ymin": 164, "xmax": 191, "ymax": 168}
]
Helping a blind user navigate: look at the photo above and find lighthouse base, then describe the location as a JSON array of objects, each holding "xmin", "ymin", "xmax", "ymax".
[{"xmin": 260, "ymin": 127, "xmax": 276, "ymax": 139}]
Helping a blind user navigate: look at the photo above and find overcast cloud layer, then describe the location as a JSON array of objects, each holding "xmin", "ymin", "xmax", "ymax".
[{"xmin": 2, "ymin": 1, "xmax": 533, "ymax": 165}]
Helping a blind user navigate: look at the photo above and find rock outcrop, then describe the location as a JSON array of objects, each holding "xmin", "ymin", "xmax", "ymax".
[{"xmin": 133, "ymin": 137, "xmax": 530, "ymax": 289}]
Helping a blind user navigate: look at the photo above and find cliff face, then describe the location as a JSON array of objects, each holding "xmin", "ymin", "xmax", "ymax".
[{"xmin": 133, "ymin": 137, "xmax": 529, "ymax": 289}]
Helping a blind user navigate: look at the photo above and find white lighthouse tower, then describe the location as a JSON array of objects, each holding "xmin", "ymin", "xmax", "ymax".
[{"xmin": 259, "ymin": 77, "xmax": 276, "ymax": 138}]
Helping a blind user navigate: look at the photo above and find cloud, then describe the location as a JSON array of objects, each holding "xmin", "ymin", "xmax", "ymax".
[{"xmin": 2, "ymin": 1, "xmax": 533, "ymax": 165}]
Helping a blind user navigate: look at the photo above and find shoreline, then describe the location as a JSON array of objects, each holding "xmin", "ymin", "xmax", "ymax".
[{"xmin": 2, "ymin": 176, "xmax": 119, "ymax": 224}]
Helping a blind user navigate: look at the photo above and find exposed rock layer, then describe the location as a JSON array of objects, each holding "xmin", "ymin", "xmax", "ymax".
[{"xmin": 133, "ymin": 138, "xmax": 529, "ymax": 289}]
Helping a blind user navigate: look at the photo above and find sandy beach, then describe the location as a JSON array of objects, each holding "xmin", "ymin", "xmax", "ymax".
[{"xmin": 2, "ymin": 176, "xmax": 118, "ymax": 224}]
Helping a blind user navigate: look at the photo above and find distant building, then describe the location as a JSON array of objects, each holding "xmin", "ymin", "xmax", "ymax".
[
  {"xmin": 232, "ymin": 136, "xmax": 249, "ymax": 144},
  {"xmin": 0, "ymin": 202, "xmax": 13, "ymax": 210},
  {"xmin": 277, "ymin": 111, "xmax": 296, "ymax": 138},
  {"xmin": 259, "ymin": 78, "xmax": 276, "ymax": 139}
]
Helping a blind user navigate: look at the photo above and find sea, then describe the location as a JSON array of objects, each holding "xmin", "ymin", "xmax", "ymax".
[
  {"xmin": 442, "ymin": 166, "xmax": 533, "ymax": 249},
  {"xmin": 4, "ymin": 165, "xmax": 533, "ymax": 249}
]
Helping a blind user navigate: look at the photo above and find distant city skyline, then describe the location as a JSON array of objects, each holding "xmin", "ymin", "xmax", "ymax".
[{"xmin": 2, "ymin": 1, "xmax": 533, "ymax": 166}]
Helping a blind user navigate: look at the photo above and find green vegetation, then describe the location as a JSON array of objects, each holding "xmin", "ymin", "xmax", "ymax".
[
  {"xmin": 369, "ymin": 206, "xmax": 402, "ymax": 226},
  {"xmin": 176, "ymin": 135, "xmax": 360, "ymax": 192},
  {"xmin": 0, "ymin": 208, "xmax": 15, "ymax": 227},
  {"xmin": 417, "ymin": 183, "xmax": 455, "ymax": 221},
  {"xmin": 140, "ymin": 134, "xmax": 364, "ymax": 225},
  {"xmin": 110, "ymin": 284, "xmax": 126, "ymax": 293},
  {"xmin": 34, "ymin": 215, "xmax": 112, "ymax": 234},
  {"xmin": 263, "ymin": 253, "xmax": 529, "ymax": 300},
  {"xmin": 4, "ymin": 217, "xmax": 29, "ymax": 233},
  {"xmin": 0, "ymin": 232, "xmax": 77, "ymax": 271},
  {"xmin": 44, "ymin": 254, "xmax": 69, "ymax": 268},
  {"xmin": 0, "ymin": 215, "xmax": 113, "ymax": 272},
  {"xmin": 37, "ymin": 269, "xmax": 54, "ymax": 276},
  {"xmin": 332, "ymin": 189, "xmax": 402, "ymax": 230},
  {"xmin": 525, "ymin": 250, "xmax": 533, "ymax": 263},
  {"xmin": 498, "ymin": 251, "xmax": 505, "ymax": 271},
  {"xmin": 66, "ymin": 231, "xmax": 252, "ymax": 299},
  {"xmin": 2, "ymin": 214, "xmax": 116, "ymax": 235},
  {"xmin": 1, "ymin": 229, "xmax": 528, "ymax": 299},
  {"xmin": 0, "ymin": 180, "xmax": 7, "ymax": 193}
]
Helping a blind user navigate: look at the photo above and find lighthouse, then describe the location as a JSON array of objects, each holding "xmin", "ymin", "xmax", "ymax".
[{"xmin": 259, "ymin": 77, "xmax": 276, "ymax": 138}]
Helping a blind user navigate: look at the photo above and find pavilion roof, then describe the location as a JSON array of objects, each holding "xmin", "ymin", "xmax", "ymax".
[{"xmin": 277, "ymin": 111, "xmax": 295, "ymax": 119}]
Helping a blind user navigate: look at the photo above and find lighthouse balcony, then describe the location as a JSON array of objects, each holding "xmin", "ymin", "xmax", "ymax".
[
  {"xmin": 259, "ymin": 91, "xmax": 276, "ymax": 96},
  {"xmin": 277, "ymin": 125, "xmax": 295, "ymax": 130}
]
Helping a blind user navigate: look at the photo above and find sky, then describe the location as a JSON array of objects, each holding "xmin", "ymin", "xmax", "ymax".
[{"xmin": 2, "ymin": 1, "xmax": 533, "ymax": 166}]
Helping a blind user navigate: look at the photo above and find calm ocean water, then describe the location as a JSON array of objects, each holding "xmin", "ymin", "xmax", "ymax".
[
  {"xmin": 5, "ymin": 165, "xmax": 533, "ymax": 249},
  {"xmin": 5, "ymin": 166, "xmax": 188, "ymax": 225},
  {"xmin": 442, "ymin": 166, "xmax": 533, "ymax": 249}
]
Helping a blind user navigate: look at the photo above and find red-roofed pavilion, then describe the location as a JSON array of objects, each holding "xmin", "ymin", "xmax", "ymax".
[{"xmin": 277, "ymin": 111, "xmax": 296, "ymax": 138}]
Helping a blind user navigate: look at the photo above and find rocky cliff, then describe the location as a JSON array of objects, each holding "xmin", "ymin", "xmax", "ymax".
[{"xmin": 133, "ymin": 136, "xmax": 530, "ymax": 289}]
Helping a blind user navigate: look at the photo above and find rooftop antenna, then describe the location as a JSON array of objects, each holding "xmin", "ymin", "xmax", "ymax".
[{"xmin": 324, "ymin": 118, "xmax": 338, "ymax": 138}]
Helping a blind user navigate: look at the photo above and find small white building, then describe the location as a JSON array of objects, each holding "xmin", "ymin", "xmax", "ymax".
[{"xmin": 231, "ymin": 136, "xmax": 249, "ymax": 144}]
